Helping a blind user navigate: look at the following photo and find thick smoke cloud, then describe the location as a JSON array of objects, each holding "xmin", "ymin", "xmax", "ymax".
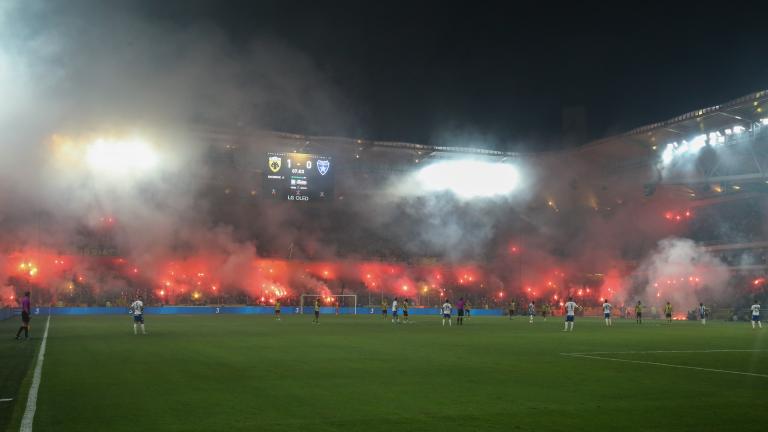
[
  {"xmin": 0, "ymin": 1, "xmax": 749, "ymax": 309},
  {"xmin": 629, "ymin": 237, "xmax": 731, "ymax": 311},
  {"xmin": 0, "ymin": 0, "xmax": 352, "ymax": 300}
]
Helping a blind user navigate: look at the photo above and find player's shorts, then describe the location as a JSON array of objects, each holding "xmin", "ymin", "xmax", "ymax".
[
  {"xmin": 314, "ymin": 311, "xmax": 319, "ymax": 317},
  {"xmin": 699, "ymin": 313, "xmax": 705, "ymax": 319},
  {"xmin": 21, "ymin": 311, "xmax": 30, "ymax": 324},
  {"xmin": 542, "ymin": 311, "xmax": 547, "ymax": 316},
  {"xmin": 443, "ymin": 313, "xmax": 451, "ymax": 319},
  {"xmin": 665, "ymin": 313, "xmax": 672, "ymax": 318},
  {"xmin": 133, "ymin": 314, "xmax": 144, "ymax": 324},
  {"xmin": 458, "ymin": 309, "xmax": 464, "ymax": 316},
  {"xmin": 753, "ymin": 315, "xmax": 760, "ymax": 322},
  {"xmin": 392, "ymin": 310, "xmax": 398, "ymax": 317},
  {"xmin": 508, "ymin": 309, "xmax": 514, "ymax": 314},
  {"xmin": 636, "ymin": 312, "xmax": 642, "ymax": 318},
  {"xmin": 466, "ymin": 310, "xmax": 471, "ymax": 315},
  {"xmin": 604, "ymin": 313, "xmax": 610, "ymax": 319},
  {"xmin": 275, "ymin": 310, "xmax": 281, "ymax": 314},
  {"xmin": 565, "ymin": 315, "xmax": 574, "ymax": 322},
  {"xmin": 382, "ymin": 310, "xmax": 387, "ymax": 314},
  {"xmin": 403, "ymin": 311, "xmax": 408, "ymax": 317}
]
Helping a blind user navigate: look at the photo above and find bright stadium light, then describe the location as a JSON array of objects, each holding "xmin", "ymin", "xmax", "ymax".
[
  {"xmin": 661, "ymin": 132, "xmax": 721, "ymax": 167},
  {"xmin": 85, "ymin": 138, "xmax": 159, "ymax": 175},
  {"xmin": 661, "ymin": 143, "xmax": 676, "ymax": 165},
  {"xmin": 689, "ymin": 134, "xmax": 707, "ymax": 152},
  {"xmin": 415, "ymin": 160, "xmax": 519, "ymax": 199}
]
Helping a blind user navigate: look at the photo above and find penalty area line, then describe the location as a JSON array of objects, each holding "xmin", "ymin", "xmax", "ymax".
[
  {"xmin": 561, "ymin": 353, "xmax": 768, "ymax": 378},
  {"xmin": 20, "ymin": 314, "xmax": 51, "ymax": 432}
]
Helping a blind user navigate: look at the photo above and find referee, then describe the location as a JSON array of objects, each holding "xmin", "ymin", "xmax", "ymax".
[{"xmin": 15, "ymin": 291, "xmax": 31, "ymax": 340}]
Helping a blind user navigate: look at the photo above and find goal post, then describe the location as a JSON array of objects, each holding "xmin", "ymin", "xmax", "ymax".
[{"xmin": 299, "ymin": 294, "xmax": 358, "ymax": 315}]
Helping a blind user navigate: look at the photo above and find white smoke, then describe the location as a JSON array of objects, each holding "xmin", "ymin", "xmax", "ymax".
[{"xmin": 631, "ymin": 237, "xmax": 730, "ymax": 312}]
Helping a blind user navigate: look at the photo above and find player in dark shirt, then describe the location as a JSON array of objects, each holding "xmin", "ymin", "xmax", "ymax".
[
  {"xmin": 456, "ymin": 297, "xmax": 465, "ymax": 325},
  {"xmin": 15, "ymin": 291, "xmax": 31, "ymax": 340}
]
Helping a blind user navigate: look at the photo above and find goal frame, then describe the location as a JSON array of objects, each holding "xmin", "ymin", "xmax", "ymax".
[{"xmin": 299, "ymin": 294, "xmax": 358, "ymax": 315}]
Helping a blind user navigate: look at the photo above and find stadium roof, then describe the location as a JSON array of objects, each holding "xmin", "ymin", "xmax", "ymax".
[
  {"xmin": 199, "ymin": 89, "xmax": 768, "ymax": 178},
  {"xmin": 623, "ymin": 90, "xmax": 768, "ymax": 141},
  {"xmin": 546, "ymin": 89, "xmax": 768, "ymax": 178}
]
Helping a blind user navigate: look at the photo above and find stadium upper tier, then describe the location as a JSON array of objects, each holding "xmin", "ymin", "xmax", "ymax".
[
  {"xmin": 198, "ymin": 90, "xmax": 768, "ymax": 193},
  {"xmin": 191, "ymin": 90, "xmax": 768, "ymax": 263}
]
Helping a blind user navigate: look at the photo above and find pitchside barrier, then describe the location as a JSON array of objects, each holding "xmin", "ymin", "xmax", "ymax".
[
  {"xmin": 12, "ymin": 306, "xmax": 763, "ymax": 319},
  {"xmin": 0, "ymin": 307, "xmax": 17, "ymax": 320}
]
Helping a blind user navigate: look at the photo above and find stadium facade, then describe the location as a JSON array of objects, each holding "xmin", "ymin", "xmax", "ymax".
[{"xmin": 2, "ymin": 90, "xmax": 767, "ymax": 310}]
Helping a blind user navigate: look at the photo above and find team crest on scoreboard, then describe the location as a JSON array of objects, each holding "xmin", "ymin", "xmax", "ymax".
[
  {"xmin": 317, "ymin": 160, "xmax": 330, "ymax": 175},
  {"xmin": 269, "ymin": 156, "xmax": 282, "ymax": 173}
]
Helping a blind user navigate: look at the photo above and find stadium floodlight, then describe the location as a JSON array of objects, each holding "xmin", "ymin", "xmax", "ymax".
[
  {"xmin": 85, "ymin": 137, "xmax": 159, "ymax": 176},
  {"xmin": 661, "ymin": 134, "xmax": 710, "ymax": 166},
  {"xmin": 689, "ymin": 134, "xmax": 706, "ymax": 152},
  {"xmin": 661, "ymin": 143, "xmax": 676, "ymax": 165},
  {"xmin": 707, "ymin": 132, "xmax": 725, "ymax": 145},
  {"xmin": 414, "ymin": 160, "xmax": 520, "ymax": 199}
]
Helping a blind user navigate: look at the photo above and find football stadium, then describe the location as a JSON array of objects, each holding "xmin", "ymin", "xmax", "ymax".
[
  {"xmin": 2, "ymin": 91, "xmax": 767, "ymax": 431},
  {"xmin": 2, "ymin": 3, "xmax": 768, "ymax": 432}
]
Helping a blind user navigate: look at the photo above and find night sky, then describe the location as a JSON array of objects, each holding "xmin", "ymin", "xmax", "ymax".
[{"xmin": 143, "ymin": 1, "xmax": 768, "ymax": 150}]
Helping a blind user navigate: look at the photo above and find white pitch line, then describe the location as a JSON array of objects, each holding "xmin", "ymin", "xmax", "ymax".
[
  {"xmin": 0, "ymin": 398, "xmax": 13, "ymax": 402},
  {"xmin": 20, "ymin": 315, "xmax": 50, "ymax": 432},
  {"xmin": 561, "ymin": 353, "xmax": 768, "ymax": 378},
  {"xmin": 563, "ymin": 349, "xmax": 768, "ymax": 355}
]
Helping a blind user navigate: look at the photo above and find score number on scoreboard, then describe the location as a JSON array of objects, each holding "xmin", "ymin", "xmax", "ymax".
[{"xmin": 263, "ymin": 152, "xmax": 334, "ymax": 201}]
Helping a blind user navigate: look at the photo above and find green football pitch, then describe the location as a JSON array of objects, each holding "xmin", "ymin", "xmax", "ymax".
[{"xmin": 2, "ymin": 314, "xmax": 767, "ymax": 431}]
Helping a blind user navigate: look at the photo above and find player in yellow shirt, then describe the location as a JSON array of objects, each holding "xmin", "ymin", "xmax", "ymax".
[
  {"xmin": 664, "ymin": 301, "xmax": 672, "ymax": 324},
  {"xmin": 635, "ymin": 301, "xmax": 643, "ymax": 324},
  {"xmin": 275, "ymin": 300, "xmax": 281, "ymax": 321}
]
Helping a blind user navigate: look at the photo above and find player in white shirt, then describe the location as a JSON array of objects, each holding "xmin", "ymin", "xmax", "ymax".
[
  {"xmin": 698, "ymin": 302, "xmax": 707, "ymax": 325},
  {"xmin": 130, "ymin": 296, "xmax": 146, "ymax": 335},
  {"xmin": 528, "ymin": 301, "xmax": 535, "ymax": 323},
  {"xmin": 392, "ymin": 297, "xmax": 400, "ymax": 324},
  {"xmin": 750, "ymin": 300, "xmax": 762, "ymax": 329},
  {"xmin": 602, "ymin": 299, "xmax": 613, "ymax": 327},
  {"xmin": 563, "ymin": 297, "xmax": 578, "ymax": 331},
  {"xmin": 441, "ymin": 300, "xmax": 452, "ymax": 326}
]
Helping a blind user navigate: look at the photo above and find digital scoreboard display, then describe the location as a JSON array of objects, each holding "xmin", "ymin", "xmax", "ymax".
[{"xmin": 263, "ymin": 152, "xmax": 334, "ymax": 201}]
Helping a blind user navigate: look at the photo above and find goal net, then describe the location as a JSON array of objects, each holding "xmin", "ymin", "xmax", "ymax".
[{"xmin": 299, "ymin": 294, "xmax": 358, "ymax": 315}]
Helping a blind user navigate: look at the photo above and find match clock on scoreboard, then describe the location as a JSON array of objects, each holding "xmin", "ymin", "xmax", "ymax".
[{"xmin": 263, "ymin": 152, "xmax": 335, "ymax": 201}]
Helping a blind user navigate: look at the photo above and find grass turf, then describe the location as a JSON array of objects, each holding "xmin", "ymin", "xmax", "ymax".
[
  {"xmin": 5, "ymin": 314, "xmax": 767, "ymax": 431},
  {"xmin": 0, "ymin": 315, "xmax": 36, "ymax": 432}
]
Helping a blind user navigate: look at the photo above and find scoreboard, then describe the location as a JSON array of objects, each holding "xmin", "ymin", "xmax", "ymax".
[{"xmin": 262, "ymin": 152, "xmax": 334, "ymax": 201}]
